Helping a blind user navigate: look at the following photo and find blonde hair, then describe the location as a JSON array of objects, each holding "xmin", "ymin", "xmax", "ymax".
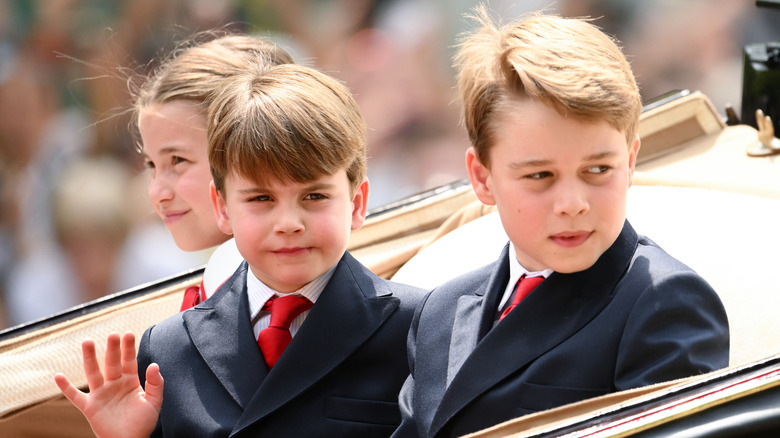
[
  {"xmin": 455, "ymin": 6, "xmax": 641, "ymax": 167},
  {"xmin": 133, "ymin": 34, "xmax": 294, "ymax": 151},
  {"xmin": 208, "ymin": 63, "xmax": 367, "ymax": 195}
]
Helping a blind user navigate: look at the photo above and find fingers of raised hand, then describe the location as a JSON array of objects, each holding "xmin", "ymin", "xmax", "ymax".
[
  {"xmin": 144, "ymin": 363, "xmax": 165, "ymax": 412},
  {"xmin": 120, "ymin": 332, "xmax": 139, "ymax": 377},
  {"xmin": 103, "ymin": 332, "xmax": 123, "ymax": 382},
  {"xmin": 54, "ymin": 373, "xmax": 88, "ymax": 411},
  {"xmin": 81, "ymin": 338, "xmax": 105, "ymax": 390}
]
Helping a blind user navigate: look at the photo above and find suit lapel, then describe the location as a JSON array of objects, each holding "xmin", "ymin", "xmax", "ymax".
[
  {"xmin": 183, "ymin": 262, "xmax": 266, "ymax": 409},
  {"xmin": 430, "ymin": 222, "xmax": 638, "ymax": 436},
  {"xmin": 446, "ymin": 244, "xmax": 511, "ymax": 386},
  {"xmin": 232, "ymin": 252, "xmax": 400, "ymax": 433}
]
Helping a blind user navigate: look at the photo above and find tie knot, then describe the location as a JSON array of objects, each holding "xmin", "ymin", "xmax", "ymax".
[
  {"xmin": 517, "ymin": 275, "xmax": 544, "ymax": 296},
  {"xmin": 264, "ymin": 295, "xmax": 313, "ymax": 329},
  {"xmin": 499, "ymin": 275, "xmax": 545, "ymax": 321}
]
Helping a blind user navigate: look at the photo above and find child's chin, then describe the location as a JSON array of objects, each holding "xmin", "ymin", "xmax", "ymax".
[{"xmin": 551, "ymin": 258, "xmax": 599, "ymax": 274}]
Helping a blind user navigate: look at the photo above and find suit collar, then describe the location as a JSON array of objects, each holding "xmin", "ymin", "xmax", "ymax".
[
  {"xmin": 444, "ymin": 243, "xmax": 512, "ymax": 387},
  {"xmin": 232, "ymin": 252, "xmax": 401, "ymax": 434},
  {"xmin": 430, "ymin": 221, "xmax": 638, "ymax": 437},
  {"xmin": 478, "ymin": 243, "xmax": 511, "ymax": 338},
  {"xmin": 182, "ymin": 262, "xmax": 267, "ymax": 409}
]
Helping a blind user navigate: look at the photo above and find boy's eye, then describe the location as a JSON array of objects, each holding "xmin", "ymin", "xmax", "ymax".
[
  {"xmin": 250, "ymin": 195, "xmax": 272, "ymax": 202},
  {"xmin": 525, "ymin": 171, "xmax": 553, "ymax": 180},
  {"xmin": 305, "ymin": 193, "xmax": 327, "ymax": 200},
  {"xmin": 172, "ymin": 156, "xmax": 188, "ymax": 166},
  {"xmin": 143, "ymin": 160, "xmax": 155, "ymax": 170},
  {"xmin": 586, "ymin": 165, "xmax": 611, "ymax": 174}
]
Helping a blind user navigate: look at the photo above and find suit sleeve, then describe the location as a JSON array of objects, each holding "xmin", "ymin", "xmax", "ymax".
[
  {"xmin": 391, "ymin": 292, "xmax": 428, "ymax": 438},
  {"xmin": 615, "ymin": 270, "xmax": 729, "ymax": 390},
  {"xmin": 394, "ymin": 373, "xmax": 418, "ymax": 437},
  {"xmin": 137, "ymin": 326, "xmax": 164, "ymax": 438},
  {"xmin": 137, "ymin": 327, "xmax": 153, "ymax": 388}
]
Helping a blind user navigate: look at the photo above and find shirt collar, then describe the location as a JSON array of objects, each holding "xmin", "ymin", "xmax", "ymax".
[
  {"xmin": 508, "ymin": 243, "xmax": 554, "ymax": 286},
  {"xmin": 247, "ymin": 264, "xmax": 337, "ymax": 321}
]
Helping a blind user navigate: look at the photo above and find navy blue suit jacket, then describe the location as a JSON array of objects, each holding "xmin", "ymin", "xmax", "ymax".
[
  {"xmin": 137, "ymin": 251, "xmax": 424, "ymax": 437},
  {"xmin": 393, "ymin": 221, "xmax": 729, "ymax": 438}
]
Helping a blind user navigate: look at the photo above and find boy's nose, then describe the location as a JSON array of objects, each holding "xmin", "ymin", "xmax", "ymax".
[
  {"xmin": 273, "ymin": 207, "xmax": 305, "ymax": 235},
  {"xmin": 552, "ymin": 182, "xmax": 589, "ymax": 217}
]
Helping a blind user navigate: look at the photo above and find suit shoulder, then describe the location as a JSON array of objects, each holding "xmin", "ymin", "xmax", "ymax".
[
  {"xmin": 405, "ymin": 261, "xmax": 497, "ymax": 319},
  {"xmin": 434, "ymin": 261, "xmax": 495, "ymax": 295},
  {"xmin": 139, "ymin": 310, "xmax": 190, "ymax": 351},
  {"xmin": 634, "ymin": 234, "xmax": 701, "ymax": 277},
  {"xmin": 622, "ymin": 234, "xmax": 723, "ymax": 312},
  {"xmin": 381, "ymin": 278, "xmax": 427, "ymax": 307},
  {"xmin": 343, "ymin": 251, "xmax": 426, "ymax": 304}
]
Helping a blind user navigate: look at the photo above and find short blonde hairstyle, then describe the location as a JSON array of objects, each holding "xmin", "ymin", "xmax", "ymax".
[
  {"xmin": 208, "ymin": 63, "xmax": 367, "ymax": 196},
  {"xmin": 455, "ymin": 6, "xmax": 641, "ymax": 167},
  {"xmin": 133, "ymin": 34, "xmax": 294, "ymax": 151}
]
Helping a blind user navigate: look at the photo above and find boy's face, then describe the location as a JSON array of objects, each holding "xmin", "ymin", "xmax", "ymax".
[
  {"xmin": 212, "ymin": 170, "xmax": 368, "ymax": 293},
  {"xmin": 467, "ymin": 99, "xmax": 640, "ymax": 273},
  {"xmin": 140, "ymin": 101, "xmax": 228, "ymax": 251}
]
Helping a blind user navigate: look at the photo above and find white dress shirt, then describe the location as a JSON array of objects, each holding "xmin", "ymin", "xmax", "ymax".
[
  {"xmin": 496, "ymin": 244, "xmax": 554, "ymax": 317},
  {"xmin": 247, "ymin": 265, "xmax": 336, "ymax": 339}
]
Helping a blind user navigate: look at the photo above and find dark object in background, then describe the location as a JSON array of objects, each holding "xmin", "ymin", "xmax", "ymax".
[
  {"xmin": 757, "ymin": 0, "xmax": 780, "ymax": 8},
  {"xmin": 741, "ymin": 41, "xmax": 780, "ymax": 132},
  {"xmin": 742, "ymin": 0, "xmax": 780, "ymax": 132}
]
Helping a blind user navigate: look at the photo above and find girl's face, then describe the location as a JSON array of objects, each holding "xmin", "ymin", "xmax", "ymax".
[{"xmin": 139, "ymin": 100, "xmax": 229, "ymax": 251}]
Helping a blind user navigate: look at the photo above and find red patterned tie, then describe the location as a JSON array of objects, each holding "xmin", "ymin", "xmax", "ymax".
[
  {"xmin": 257, "ymin": 295, "xmax": 313, "ymax": 368},
  {"xmin": 499, "ymin": 275, "xmax": 544, "ymax": 321}
]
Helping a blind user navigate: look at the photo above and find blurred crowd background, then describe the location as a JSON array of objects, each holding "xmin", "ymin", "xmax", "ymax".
[{"xmin": 1, "ymin": 0, "xmax": 778, "ymax": 329}]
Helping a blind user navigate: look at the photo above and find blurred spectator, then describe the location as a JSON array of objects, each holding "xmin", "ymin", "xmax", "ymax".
[
  {"xmin": 5, "ymin": 156, "xmax": 129, "ymax": 325},
  {"xmin": 0, "ymin": 52, "xmax": 91, "ymax": 259},
  {"xmin": 0, "ymin": 52, "xmax": 92, "ymax": 327},
  {"xmin": 4, "ymin": 155, "xmax": 208, "ymax": 326}
]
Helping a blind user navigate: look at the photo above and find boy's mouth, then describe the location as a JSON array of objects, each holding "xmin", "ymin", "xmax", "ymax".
[
  {"xmin": 550, "ymin": 231, "xmax": 592, "ymax": 248},
  {"xmin": 273, "ymin": 247, "xmax": 311, "ymax": 256}
]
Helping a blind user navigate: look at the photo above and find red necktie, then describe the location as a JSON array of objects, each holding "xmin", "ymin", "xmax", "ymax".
[
  {"xmin": 257, "ymin": 295, "xmax": 313, "ymax": 368},
  {"xmin": 499, "ymin": 275, "xmax": 544, "ymax": 321}
]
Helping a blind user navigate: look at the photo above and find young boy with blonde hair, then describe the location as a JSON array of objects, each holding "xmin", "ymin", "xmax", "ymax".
[
  {"xmin": 393, "ymin": 8, "xmax": 729, "ymax": 438},
  {"xmin": 58, "ymin": 62, "xmax": 424, "ymax": 437}
]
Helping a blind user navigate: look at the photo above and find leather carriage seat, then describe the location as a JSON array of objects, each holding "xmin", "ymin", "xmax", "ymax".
[{"xmin": 392, "ymin": 184, "xmax": 780, "ymax": 368}]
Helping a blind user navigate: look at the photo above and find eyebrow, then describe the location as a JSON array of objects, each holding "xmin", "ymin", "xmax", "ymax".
[
  {"xmin": 236, "ymin": 181, "xmax": 337, "ymax": 195},
  {"xmin": 508, "ymin": 150, "xmax": 619, "ymax": 169},
  {"xmin": 142, "ymin": 145, "xmax": 188, "ymax": 159},
  {"xmin": 158, "ymin": 146, "xmax": 188, "ymax": 155},
  {"xmin": 508, "ymin": 158, "xmax": 552, "ymax": 169},
  {"xmin": 304, "ymin": 182, "xmax": 337, "ymax": 192},
  {"xmin": 584, "ymin": 151, "xmax": 619, "ymax": 161}
]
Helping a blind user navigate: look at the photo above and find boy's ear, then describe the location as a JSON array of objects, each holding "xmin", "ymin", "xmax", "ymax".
[
  {"xmin": 627, "ymin": 136, "xmax": 641, "ymax": 188},
  {"xmin": 210, "ymin": 181, "xmax": 233, "ymax": 235},
  {"xmin": 350, "ymin": 178, "xmax": 370, "ymax": 231},
  {"xmin": 466, "ymin": 147, "xmax": 496, "ymax": 205}
]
